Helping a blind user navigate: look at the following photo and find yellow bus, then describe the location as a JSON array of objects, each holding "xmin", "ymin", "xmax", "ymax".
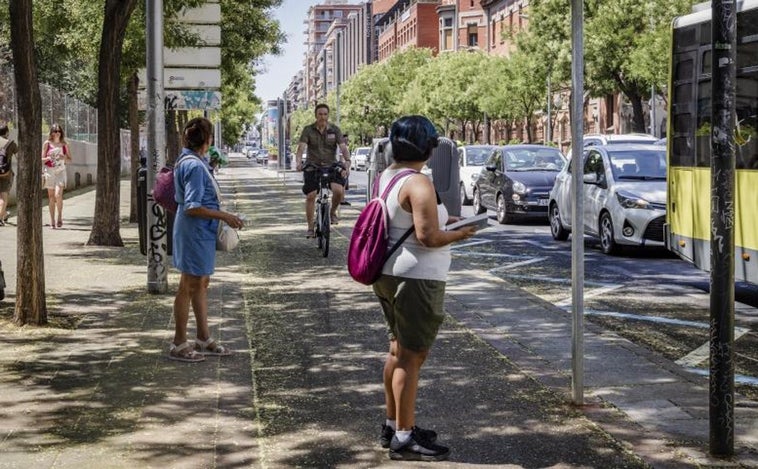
[{"xmin": 665, "ymin": 0, "xmax": 758, "ymax": 284}]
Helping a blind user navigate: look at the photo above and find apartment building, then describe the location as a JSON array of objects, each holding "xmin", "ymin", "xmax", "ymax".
[
  {"xmin": 376, "ymin": 0, "xmax": 441, "ymax": 61},
  {"xmin": 437, "ymin": 0, "xmax": 488, "ymax": 52}
]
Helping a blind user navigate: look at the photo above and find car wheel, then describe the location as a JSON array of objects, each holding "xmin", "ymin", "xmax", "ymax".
[
  {"xmin": 473, "ymin": 189, "xmax": 486, "ymax": 214},
  {"xmin": 599, "ymin": 212, "xmax": 621, "ymax": 255},
  {"xmin": 460, "ymin": 183, "xmax": 471, "ymax": 206},
  {"xmin": 549, "ymin": 202, "xmax": 570, "ymax": 241},
  {"xmin": 496, "ymin": 194, "xmax": 512, "ymax": 224}
]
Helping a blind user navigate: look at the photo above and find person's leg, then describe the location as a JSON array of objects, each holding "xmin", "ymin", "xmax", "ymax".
[
  {"xmin": 392, "ymin": 344, "xmax": 428, "ymax": 430},
  {"xmin": 330, "ymin": 181, "xmax": 344, "ymax": 215},
  {"xmin": 55, "ymin": 185, "xmax": 64, "ymax": 225},
  {"xmin": 46, "ymin": 188, "xmax": 56, "ymax": 227},
  {"xmin": 173, "ymin": 273, "xmax": 202, "ymax": 346},
  {"xmin": 0, "ymin": 191, "xmax": 8, "ymax": 222},
  {"xmin": 305, "ymin": 191, "xmax": 316, "ymax": 231},
  {"xmin": 192, "ymin": 275, "xmax": 211, "ymax": 341},
  {"xmin": 383, "ymin": 339, "xmax": 398, "ymax": 421}
]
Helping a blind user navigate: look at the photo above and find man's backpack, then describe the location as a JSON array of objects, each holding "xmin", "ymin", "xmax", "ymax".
[
  {"xmin": 152, "ymin": 154, "xmax": 200, "ymax": 213},
  {"xmin": 0, "ymin": 140, "xmax": 13, "ymax": 175},
  {"xmin": 347, "ymin": 169, "xmax": 416, "ymax": 285}
]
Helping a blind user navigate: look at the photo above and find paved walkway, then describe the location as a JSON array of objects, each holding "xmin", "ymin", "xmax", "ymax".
[{"xmin": 0, "ymin": 154, "xmax": 756, "ymax": 468}]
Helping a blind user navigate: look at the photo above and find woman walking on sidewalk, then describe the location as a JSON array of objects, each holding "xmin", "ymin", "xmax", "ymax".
[
  {"xmin": 373, "ymin": 115, "xmax": 477, "ymax": 461},
  {"xmin": 41, "ymin": 123, "xmax": 71, "ymax": 229},
  {"xmin": 169, "ymin": 117, "xmax": 244, "ymax": 363}
]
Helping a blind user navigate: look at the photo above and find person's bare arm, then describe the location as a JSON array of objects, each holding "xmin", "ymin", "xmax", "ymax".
[
  {"xmin": 295, "ymin": 142, "xmax": 306, "ymax": 171},
  {"xmin": 184, "ymin": 206, "xmax": 244, "ymax": 229},
  {"xmin": 400, "ymin": 175, "xmax": 476, "ymax": 247},
  {"xmin": 339, "ymin": 142, "xmax": 350, "ymax": 175}
]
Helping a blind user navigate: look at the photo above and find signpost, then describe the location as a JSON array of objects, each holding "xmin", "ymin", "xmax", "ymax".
[{"xmin": 143, "ymin": 0, "xmax": 221, "ymax": 293}]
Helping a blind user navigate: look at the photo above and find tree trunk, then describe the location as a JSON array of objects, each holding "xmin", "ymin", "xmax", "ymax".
[
  {"xmin": 128, "ymin": 72, "xmax": 139, "ymax": 223},
  {"xmin": 87, "ymin": 0, "xmax": 137, "ymax": 246},
  {"xmin": 9, "ymin": 0, "xmax": 47, "ymax": 325},
  {"xmin": 629, "ymin": 91, "xmax": 646, "ymax": 133}
]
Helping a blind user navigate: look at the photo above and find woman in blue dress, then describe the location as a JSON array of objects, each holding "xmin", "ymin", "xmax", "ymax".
[{"xmin": 169, "ymin": 117, "xmax": 244, "ymax": 362}]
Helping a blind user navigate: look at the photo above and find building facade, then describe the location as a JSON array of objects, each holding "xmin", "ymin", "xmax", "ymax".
[{"xmin": 376, "ymin": 0, "xmax": 441, "ymax": 62}]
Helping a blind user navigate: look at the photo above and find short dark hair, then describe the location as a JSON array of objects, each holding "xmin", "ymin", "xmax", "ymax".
[
  {"xmin": 389, "ymin": 115, "xmax": 439, "ymax": 162},
  {"xmin": 315, "ymin": 103, "xmax": 330, "ymax": 115},
  {"xmin": 0, "ymin": 122, "xmax": 8, "ymax": 138},
  {"xmin": 182, "ymin": 117, "xmax": 213, "ymax": 151}
]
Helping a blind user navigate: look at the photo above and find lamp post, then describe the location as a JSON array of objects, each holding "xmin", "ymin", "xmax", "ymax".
[{"xmin": 546, "ymin": 73, "xmax": 552, "ymax": 144}]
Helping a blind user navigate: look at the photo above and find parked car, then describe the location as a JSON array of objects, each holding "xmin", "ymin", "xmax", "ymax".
[
  {"xmin": 458, "ymin": 145, "xmax": 495, "ymax": 205},
  {"xmin": 473, "ymin": 145, "xmax": 567, "ymax": 224},
  {"xmin": 256, "ymin": 149, "xmax": 269, "ymax": 165},
  {"xmin": 566, "ymin": 133, "xmax": 659, "ymax": 160},
  {"xmin": 548, "ymin": 144, "xmax": 667, "ymax": 254},
  {"xmin": 351, "ymin": 146, "xmax": 370, "ymax": 171}
]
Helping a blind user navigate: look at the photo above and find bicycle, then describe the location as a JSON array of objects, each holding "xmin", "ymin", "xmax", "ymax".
[{"xmin": 304, "ymin": 162, "xmax": 343, "ymax": 257}]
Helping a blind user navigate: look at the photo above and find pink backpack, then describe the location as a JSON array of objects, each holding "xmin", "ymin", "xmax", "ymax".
[
  {"xmin": 152, "ymin": 155, "xmax": 199, "ymax": 213},
  {"xmin": 347, "ymin": 170, "xmax": 416, "ymax": 285}
]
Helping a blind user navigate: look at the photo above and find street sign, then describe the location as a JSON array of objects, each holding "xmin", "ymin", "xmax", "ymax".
[
  {"xmin": 138, "ymin": 67, "xmax": 221, "ymax": 89},
  {"xmin": 138, "ymin": 90, "xmax": 221, "ymax": 111},
  {"xmin": 192, "ymin": 24, "xmax": 221, "ymax": 46},
  {"xmin": 176, "ymin": 2, "xmax": 221, "ymax": 23},
  {"xmin": 164, "ymin": 47, "xmax": 221, "ymax": 68}
]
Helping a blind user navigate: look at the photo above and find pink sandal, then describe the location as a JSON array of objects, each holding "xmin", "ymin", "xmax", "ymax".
[{"xmin": 169, "ymin": 341, "xmax": 205, "ymax": 363}]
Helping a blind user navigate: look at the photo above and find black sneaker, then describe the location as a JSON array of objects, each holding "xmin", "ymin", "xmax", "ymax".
[
  {"xmin": 389, "ymin": 428, "xmax": 449, "ymax": 461},
  {"xmin": 340, "ymin": 200, "xmax": 351, "ymax": 206},
  {"xmin": 380, "ymin": 424, "xmax": 437, "ymax": 449}
]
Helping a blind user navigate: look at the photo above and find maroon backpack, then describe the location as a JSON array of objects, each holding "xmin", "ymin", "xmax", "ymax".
[
  {"xmin": 152, "ymin": 155, "xmax": 199, "ymax": 213},
  {"xmin": 347, "ymin": 170, "xmax": 416, "ymax": 285}
]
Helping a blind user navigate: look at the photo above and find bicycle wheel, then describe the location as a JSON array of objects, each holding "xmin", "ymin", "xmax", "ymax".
[
  {"xmin": 321, "ymin": 203, "xmax": 330, "ymax": 257},
  {"xmin": 316, "ymin": 202, "xmax": 324, "ymax": 250}
]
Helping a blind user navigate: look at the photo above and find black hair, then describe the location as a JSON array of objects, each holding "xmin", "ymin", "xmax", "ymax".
[
  {"xmin": 315, "ymin": 103, "xmax": 330, "ymax": 115},
  {"xmin": 389, "ymin": 115, "xmax": 439, "ymax": 162},
  {"xmin": 182, "ymin": 117, "xmax": 213, "ymax": 151}
]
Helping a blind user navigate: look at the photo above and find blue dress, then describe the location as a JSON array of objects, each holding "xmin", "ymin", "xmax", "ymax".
[{"xmin": 172, "ymin": 148, "xmax": 219, "ymax": 276}]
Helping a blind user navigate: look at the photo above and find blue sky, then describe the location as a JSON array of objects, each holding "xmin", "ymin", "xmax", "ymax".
[{"xmin": 255, "ymin": 0, "xmax": 322, "ymax": 103}]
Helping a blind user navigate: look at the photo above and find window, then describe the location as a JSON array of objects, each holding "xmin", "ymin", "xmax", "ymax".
[
  {"xmin": 467, "ymin": 24, "xmax": 478, "ymax": 47},
  {"xmin": 584, "ymin": 150, "xmax": 605, "ymax": 183}
]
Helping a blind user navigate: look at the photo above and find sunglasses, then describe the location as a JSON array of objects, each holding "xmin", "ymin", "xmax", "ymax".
[{"xmin": 52, "ymin": 130, "xmax": 61, "ymax": 133}]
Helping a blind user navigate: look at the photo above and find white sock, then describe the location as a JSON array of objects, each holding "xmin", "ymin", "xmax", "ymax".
[
  {"xmin": 395, "ymin": 430, "xmax": 412, "ymax": 444},
  {"xmin": 386, "ymin": 419, "xmax": 396, "ymax": 430}
]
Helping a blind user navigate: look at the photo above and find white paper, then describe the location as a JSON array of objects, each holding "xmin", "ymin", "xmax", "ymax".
[{"xmin": 445, "ymin": 213, "xmax": 489, "ymax": 231}]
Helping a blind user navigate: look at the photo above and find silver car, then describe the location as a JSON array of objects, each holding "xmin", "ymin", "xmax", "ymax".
[
  {"xmin": 548, "ymin": 144, "xmax": 667, "ymax": 254},
  {"xmin": 458, "ymin": 145, "xmax": 495, "ymax": 205}
]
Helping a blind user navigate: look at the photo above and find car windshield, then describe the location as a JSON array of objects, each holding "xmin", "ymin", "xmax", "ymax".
[
  {"xmin": 609, "ymin": 149, "xmax": 667, "ymax": 180},
  {"xmin": 503, "ymin": 148, "xmax": 566, "ymax": 171},
  {"xmin": 355, "ymin": 148, "xmax": 369, "ymax": 156},
  {"xmin": 465, "ymin": 147, "xmax": 491, "ymax": 166}
]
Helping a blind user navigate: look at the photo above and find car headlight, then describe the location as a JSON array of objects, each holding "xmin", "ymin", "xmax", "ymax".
[
  {"xmin": 512, "ymin": 181, "xmax": 527, "ymax": 194},
  {"xmin": 616, "ymin": 191, "xmax": 652, "ymax": 209}
]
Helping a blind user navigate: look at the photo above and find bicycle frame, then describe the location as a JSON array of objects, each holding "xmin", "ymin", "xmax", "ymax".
[{"xmin": 314, "ymin": 166, "xmax": 333, "ymax": 257}]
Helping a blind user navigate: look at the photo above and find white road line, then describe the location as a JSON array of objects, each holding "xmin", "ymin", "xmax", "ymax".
[
  {"xmin": 453, "ymin": 252, "xmax": 531, "ymax": 259},
  {"xmin": 582, "ymin": 309, "xmax": 712, "ymax": 328},
  {"xmin": 554, "ymin": 283, "xmax": 625, "ymax": 308},
  {"xmin": 489, "ymin": 257, "xmax": 548, "ymax": 273},
  {"xmin": 451, "ymin": 240, "xmax": 492, "ymax": 249},
  {"xmin": 675, "ymin": 327, "xmax": 751, "ymax": 367},
  {"xmin": 497, "ymin": 273, "xmax": 613, "ymax": 287},
  {"xmin": 684, "ymin": 367, "xmax": 758, "ymax": 386}
]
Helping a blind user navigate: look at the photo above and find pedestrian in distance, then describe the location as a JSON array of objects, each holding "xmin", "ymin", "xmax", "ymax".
[
  {"xmin": 169, "ymin": 117, "xmax": 244, "ymax": 363},
  {"xmin": 294, "ymin": 103, "xmax": 350, "ymax": 237},
  {"xmin": 41, "ymin": 123, "xmax": 71, "ymax": 229},
  {"xmin": 373, "ymin": 115, "xmax": 478, "ymax": 461},
  {"xmin": 340, "ymin": 132, "xmax": 351, "ymax": 206},
  {"xmin": 0, "ymin": 123, "xmax": 18, "ymax": 226}
]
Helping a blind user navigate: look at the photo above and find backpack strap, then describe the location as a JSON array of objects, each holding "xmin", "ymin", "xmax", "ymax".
[
  {"xmin": 375, "ymin": 169, "xmax": 417, "ymax": 200},
  {"xmin": 378, "ymin": 169, "xmax": 418, "ymax": 261}
]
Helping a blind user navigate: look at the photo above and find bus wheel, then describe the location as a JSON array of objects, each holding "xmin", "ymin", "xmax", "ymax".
[{"xmin": 599, "ymin": 212, "xmax": 620, "ymax": 255}]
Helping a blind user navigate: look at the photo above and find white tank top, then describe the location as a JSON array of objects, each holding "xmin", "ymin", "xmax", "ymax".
[{"xmin": 379, "ymin": 168, "xmax": 451, "ymax": 281}]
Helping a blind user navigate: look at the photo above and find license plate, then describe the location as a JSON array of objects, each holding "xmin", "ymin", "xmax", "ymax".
[{"xmin": 538, "ymin": 199, "xmax": 548, "ymax": 206}]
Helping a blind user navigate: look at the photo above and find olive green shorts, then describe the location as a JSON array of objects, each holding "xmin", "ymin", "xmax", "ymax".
[{"xmin": 372, "ymin": 275, "xmax": 446, "ymax": 351}]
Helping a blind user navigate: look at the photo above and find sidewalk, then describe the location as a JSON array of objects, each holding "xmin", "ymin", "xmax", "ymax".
[{"xmin": 0, "ymin": 155, "xmax": 755, "ymax": 468}]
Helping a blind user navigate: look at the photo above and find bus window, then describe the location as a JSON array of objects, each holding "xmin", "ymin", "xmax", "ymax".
[
  {"xmin": 696, "ymin": 80, "xmax": 711, "ymax": 167},
  {"xmin": 737, "ymin": 10, "xmax": 758, "ymax": 69},
  {"xmin": 736, "ymin": 70, "xmax": 758, "ymax": 169},
  {"xmin": 675, "ymin": 26, "xmax": 697, "ymax": 52}
]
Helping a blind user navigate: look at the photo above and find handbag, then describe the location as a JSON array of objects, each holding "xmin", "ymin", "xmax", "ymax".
[
  {"xmin": 192, "ymin": 159, "xmax": 240, "ymax": 252},
  {"xmin": 216, "ymin": 221, "xmax": 240, "ymax": 252}
]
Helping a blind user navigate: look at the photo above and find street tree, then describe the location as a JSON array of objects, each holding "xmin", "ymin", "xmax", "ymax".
[
  {"xmin": 403, "ymin": 51, "xmax": 487, "ymax": 142},
  {"xmin": 9, "ymin": 0, "xmax": 47, "ymax": 325}
]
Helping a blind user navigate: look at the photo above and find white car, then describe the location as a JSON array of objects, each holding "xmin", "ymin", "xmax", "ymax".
[
  {"xmin": 351, "ymin": 147, "xmax": 370, "ymax": 171},
  {"xmin": 458, "ymin": 145, "xmax": 495, "ymax": 205},
  {"xmin": 548, "ymin": 144, "xmax": 667, "ymax": 254}
]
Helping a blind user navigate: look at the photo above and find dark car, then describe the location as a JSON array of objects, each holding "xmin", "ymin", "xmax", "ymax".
[{"xmin": 473, "ymin": 145, "xmax": 567, "ymax": 224}]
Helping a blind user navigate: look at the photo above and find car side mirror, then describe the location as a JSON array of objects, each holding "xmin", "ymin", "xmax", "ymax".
[
  {"xmin": 583, "ymin": 173, "xmax": 598, "ymax": 185},
  {"xmin": 485, "ymin": 164, "xmax": 497, "ymax": 172}
]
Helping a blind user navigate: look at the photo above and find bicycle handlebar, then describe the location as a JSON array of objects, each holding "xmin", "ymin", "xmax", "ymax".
[{"xmin": 302, "ymin": 161, "xmax": 345, "ymax": 172}]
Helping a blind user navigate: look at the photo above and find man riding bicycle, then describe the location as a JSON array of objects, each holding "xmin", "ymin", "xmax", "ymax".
[{"xmin": 295, "ymin": 103, "xmax": 350, "ymax": 238}]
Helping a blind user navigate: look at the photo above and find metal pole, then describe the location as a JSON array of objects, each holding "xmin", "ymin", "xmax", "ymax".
[
  {"xmin": 547, "ymin": 74, "xmax": 552, "ymax": 144},
  {"xmin": 146, "ymin": 0, "xmax": 168, "ymax": 294},
  {"xmin": 709, "ymin": 0, "xmax": 736, "ymax": 457},
  {"xmin": 336, "ymin": 32, "xmax": 341, "ymax": 127},
  {"xmin": 651, "ymin": 84, "xmax": 656, "ymax": 137},
  {"xmin": 570, "ymin": 0, "xmax": 584, "ymax": 406}
]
